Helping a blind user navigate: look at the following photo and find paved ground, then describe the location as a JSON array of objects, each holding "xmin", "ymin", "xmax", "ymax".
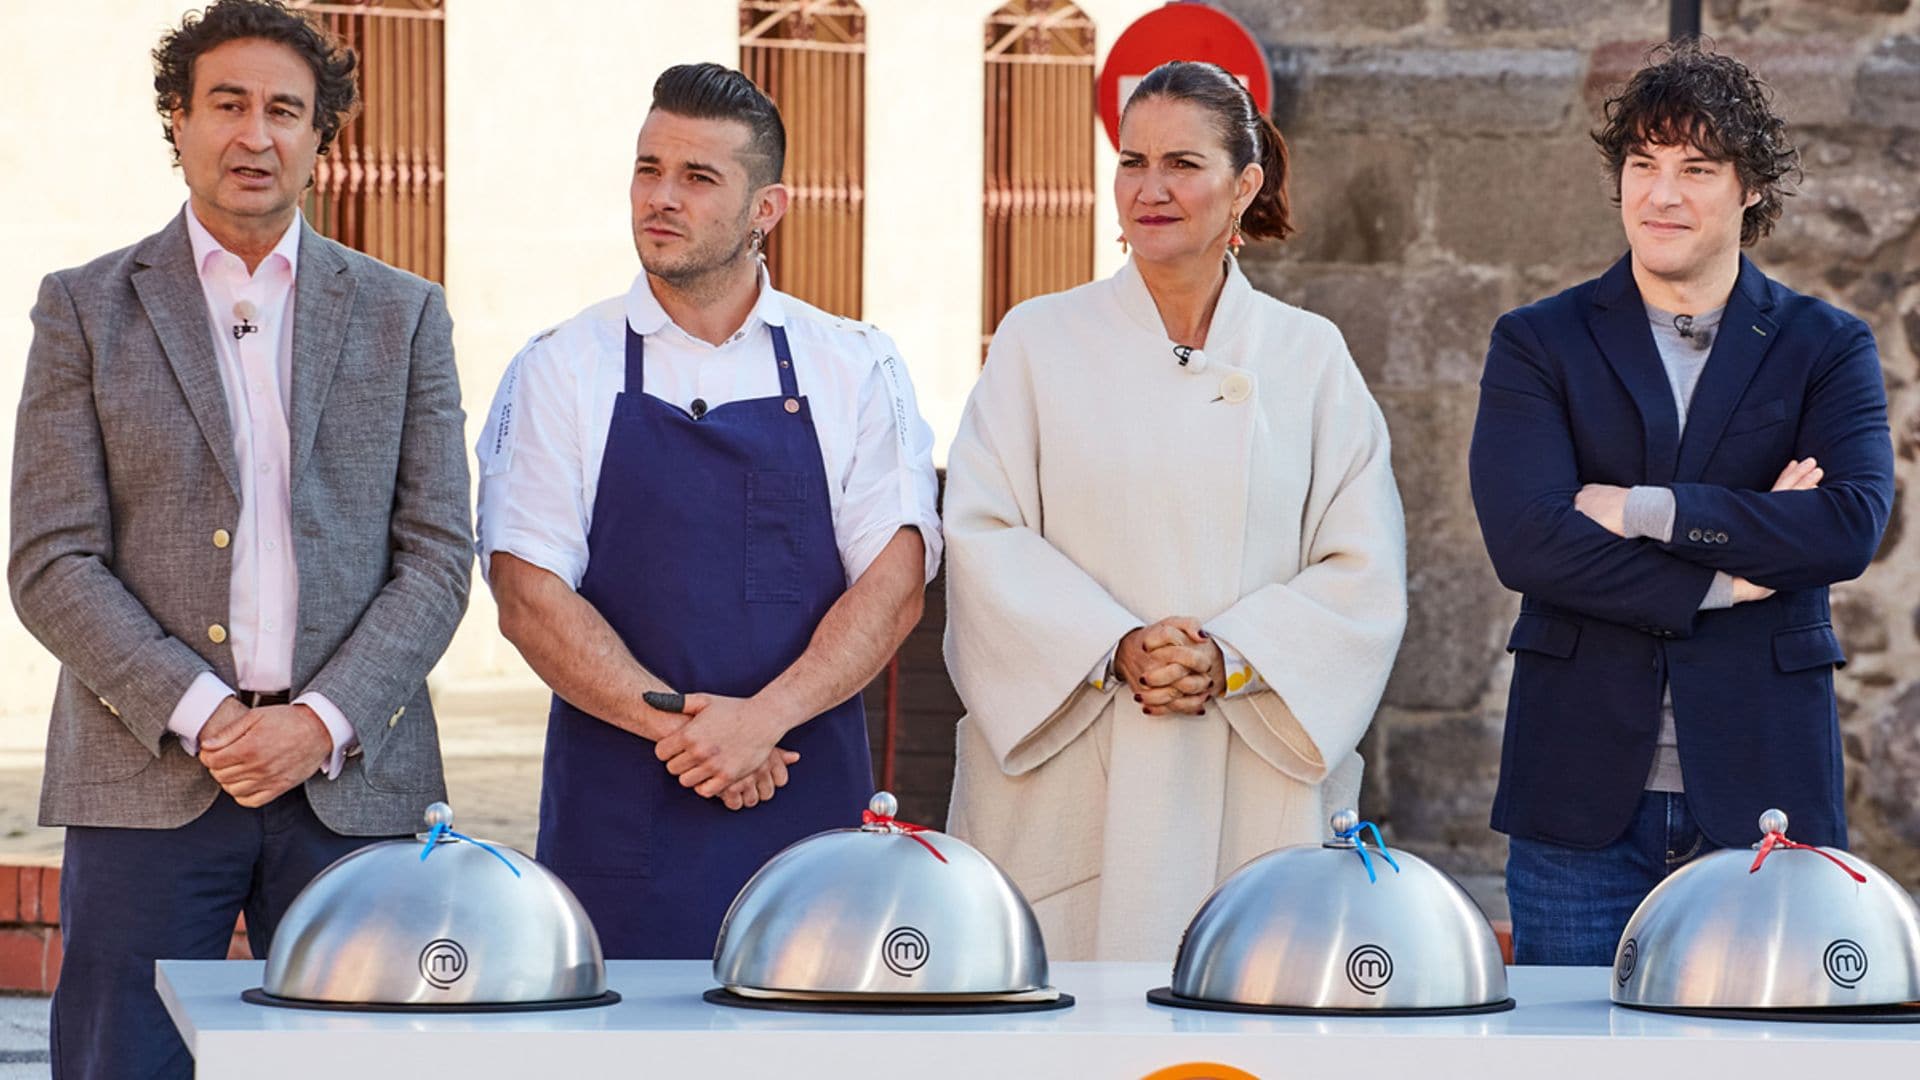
[
  {"xmin": 0, "ymin": 771, "xmax": 53, "ymax": 863},
  {"xmin": 0, "ymin": 994, "xmax": 48, "ymax": 1079}
]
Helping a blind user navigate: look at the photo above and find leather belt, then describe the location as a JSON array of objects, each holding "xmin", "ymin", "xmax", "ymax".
[{"xmin": 238, "ymin": 689, "xmax": 292, "ymax": 708}]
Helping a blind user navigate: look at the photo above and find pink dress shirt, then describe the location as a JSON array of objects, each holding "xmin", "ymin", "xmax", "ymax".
[{"xmin": 165, "ymin": 205, "xmax": 356, "ymax": 779}]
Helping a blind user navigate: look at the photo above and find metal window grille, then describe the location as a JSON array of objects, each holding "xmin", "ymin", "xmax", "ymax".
[
  {"xmin": 741, "ymin": 1, "xmax": 866, "ymax": 318},
  {"xmin": 983, "ymin": 0, "xmax": 1095, "ymax": 356},
  {"xmin": 294, "ymin": 0, "xmax": 447, "ymax": 283}
]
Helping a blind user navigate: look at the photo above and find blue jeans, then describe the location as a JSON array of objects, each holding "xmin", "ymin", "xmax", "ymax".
[{"xmin": 1506, "ymin": 790, "xmax": 1719, "ymax": 966}]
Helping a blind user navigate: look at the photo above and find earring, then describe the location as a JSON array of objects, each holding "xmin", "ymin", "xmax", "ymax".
[
  {"xmin": 1228, "ymin": 213, "xmax": 1244, "ymax": 254},
  {"xmin": 1116, "ymin": 232, "xmax": 1129, "ymax": 255},
  {"xmin": 749, "ymin": 228, "xmax": 765, "ymax": 257}
]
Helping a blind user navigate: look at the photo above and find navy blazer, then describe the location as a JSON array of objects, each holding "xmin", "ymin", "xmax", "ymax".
[{"xmin": 1469, "ymin": 254, "xmax": 1893, "ymax": 850}]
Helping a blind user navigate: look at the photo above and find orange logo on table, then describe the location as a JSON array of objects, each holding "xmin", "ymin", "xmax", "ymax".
[{"xmin": 1140, "ymin": 1065, "xmax": 1261, "ymax": 1080}]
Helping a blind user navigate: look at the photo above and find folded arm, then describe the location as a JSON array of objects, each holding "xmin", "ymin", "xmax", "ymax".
[
  {"xmin": 1658, "ymin": 327, "xmax": 1893, "ymax": 589},
  {"xmin": 1470, "ymin": 312, "xmax": 1717, "ymax": 636}
]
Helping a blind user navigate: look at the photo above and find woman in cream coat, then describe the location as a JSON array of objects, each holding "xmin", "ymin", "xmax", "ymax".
[{"xmin": 944, "ymin": 61, "xmax": 1408, "ymax": 961}]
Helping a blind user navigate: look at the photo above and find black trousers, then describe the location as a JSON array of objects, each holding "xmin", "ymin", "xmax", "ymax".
[{"xmin": 50, "ymin": 789, "xmax": 380, "ymax": 1079}]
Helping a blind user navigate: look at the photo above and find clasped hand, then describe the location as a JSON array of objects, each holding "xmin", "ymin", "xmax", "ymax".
[
  {"xmin": 1115, "ymin": 616, "xmax": 1227, "ymax": 717},
  {"xmin": 648, "ymin": 694, "xmax": 800, "ymax": 810},
  {"xmin": 197, "ymin": 698, "xmax": 331, "ymax": 808}
]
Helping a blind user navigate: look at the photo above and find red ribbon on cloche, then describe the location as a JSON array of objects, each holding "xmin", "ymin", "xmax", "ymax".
[
  {"xmin": 862, "ymin": 806, "xmax": 948, "ymax": 864},
  {"xmin": 1748, "ymin": 809, "xmax": 1865, "ymax": 884}
]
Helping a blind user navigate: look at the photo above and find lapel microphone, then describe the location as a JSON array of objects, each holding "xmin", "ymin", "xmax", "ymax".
[
  {"xmin": 231, "ymin": 299, "xmax": 258, "ymax": 342},
  {"xmin": 1673, "ymin": 313, "xmax": 1711, "ymax": 348},
  {"xmin": 1172, "ymin": 345, "xmax": 1208, "ymax": 372}
]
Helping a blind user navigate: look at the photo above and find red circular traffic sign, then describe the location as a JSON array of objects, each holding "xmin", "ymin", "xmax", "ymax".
[{"xmin": 1096, "ymin": 3, "xmax": 1272, "ymax": 149}]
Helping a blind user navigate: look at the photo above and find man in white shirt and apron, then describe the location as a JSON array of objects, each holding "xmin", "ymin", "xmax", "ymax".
[{"xmin": 476, "ymin": 63, "xmax": 941, "ymax": 958}]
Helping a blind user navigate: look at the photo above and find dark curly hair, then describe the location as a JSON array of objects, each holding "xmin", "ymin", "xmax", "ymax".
[
  {"xmin": 153, "ymin": 0, "xmax": 359, "ymax": 164},
  {"xmin": 1593, "ymin": 39, "xmax": 1799, "ymax": 246},
  {"xmin": 1123, "ymin": 61, "xmax": 1294, "ymax": 243}
]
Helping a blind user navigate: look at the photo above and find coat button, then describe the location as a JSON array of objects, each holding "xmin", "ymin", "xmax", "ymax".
[
  {"xmin": 208, "ymin": 623, "xmax": 227, "ymax": 644},
  {"xmin": 1715, "ymin": 531, "xmax": 1729, "ymax": 543},
  {"xmin": 1220, "ymin": 372, "xmax": 1253, "ymax": 404},
  {"xmin": 1687, "ymin": 528, "xmax": 1703, "ymax": 542},
  {"xmin": 784, "ymin": 399, "xmax": 800, "ymax": 414},
  {"xmin": 213, "ymin": 529, "xmax": 231, "ymax": 549},
  {"xmin": 388, "ymin": 706, "xmax": 405, "ymax": 728}
]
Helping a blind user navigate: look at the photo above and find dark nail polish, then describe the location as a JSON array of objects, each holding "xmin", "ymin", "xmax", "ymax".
[
  {"xmin": 1198, "ymin": 630, "xmax": 1209, "ymax": 639},
  {"xmin": 1133, "ymin": 694, "xmax": 1143, "ymax": 703}
]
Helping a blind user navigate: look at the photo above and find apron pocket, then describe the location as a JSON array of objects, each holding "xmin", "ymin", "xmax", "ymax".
[{"xmin": 745, "ymin": 470, "xmax": 808, "ymax": 603}]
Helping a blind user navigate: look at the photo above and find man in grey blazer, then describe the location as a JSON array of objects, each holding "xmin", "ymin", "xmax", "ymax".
[{"xmin": 7, "ymin": 3, "xmax": 470, "ymax": 1076}]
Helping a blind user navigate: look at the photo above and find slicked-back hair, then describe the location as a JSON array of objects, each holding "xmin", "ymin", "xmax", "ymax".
[
  {"xmin": 153, "ymin": 0, "xmax": 359, "ymax": 164},
  {"xmin": 1594, "ymin": 39, "xmax": 1799, "ymax": 246},
  {"xmin": 1122, "ymin": 61, "xmax": 1294, "ymax": 243},
  {"xmin": 650, "ymin": 63, "xmax": 786, "ymax": 189}
]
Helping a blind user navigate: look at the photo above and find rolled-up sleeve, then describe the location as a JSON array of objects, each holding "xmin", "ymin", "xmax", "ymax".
[
  {"xmin": 835, "ymin": 336, "xmax": 942, "ymax": 586},
  {"xmin": 474, "ymin": 341, "xmax": 593, "ymax": 589}
]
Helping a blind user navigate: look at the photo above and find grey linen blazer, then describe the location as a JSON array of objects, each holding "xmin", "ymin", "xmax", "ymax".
[{"xmin": 8, "ymin": 211, "xmax": 472, "ymax": 835}]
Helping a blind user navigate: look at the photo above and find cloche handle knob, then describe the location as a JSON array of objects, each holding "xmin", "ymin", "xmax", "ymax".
[
  {"xmin": 868, "ymin": 791, "xmax": 899, "ymax": 819},
  {"xmin": 1759, "ymin": 808, "xmax": 1788, "ymax": 836}
]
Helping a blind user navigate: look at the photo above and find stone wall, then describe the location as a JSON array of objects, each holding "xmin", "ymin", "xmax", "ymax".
[{"xmin": 1210, "ymin": 0, "xmax": 1920, "ymax": 884}]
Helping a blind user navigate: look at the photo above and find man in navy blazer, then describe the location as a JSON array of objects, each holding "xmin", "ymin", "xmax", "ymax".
[{"xmin": 1469, "ymin": 41, "xmax": 1893, "ymax": 965}]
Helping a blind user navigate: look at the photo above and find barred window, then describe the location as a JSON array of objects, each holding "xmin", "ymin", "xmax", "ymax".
[
  {"xmin": 741, "ymin": 1, "xmax": 867, "ymax": 318},
  {"xmin": 294, "ymin": 0, "xmax": 447, "ymax": 283},
  {"xmin": 982, "ymin": 0, "xmax": 1095, "ymax": 356}
]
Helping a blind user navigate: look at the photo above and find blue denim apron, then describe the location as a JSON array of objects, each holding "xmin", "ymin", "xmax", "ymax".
[{"xmin": 536, "ymin": 321, "xmax": 872, "ymax": 958}]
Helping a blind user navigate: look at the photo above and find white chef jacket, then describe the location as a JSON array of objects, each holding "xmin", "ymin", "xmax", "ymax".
[{"xmin": 475, "ymin": 267, "xmax": 942, "ymax": 595}]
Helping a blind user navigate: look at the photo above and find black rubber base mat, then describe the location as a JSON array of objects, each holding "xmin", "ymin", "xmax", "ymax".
[
  {"xmin": 702, "ymin": 987, "xmax": 1074, "ymax": 1015},
  {"xmin": 241, "ymin": 988, "xmax": 622, "ymax": 1013},
  {"xmin": 1146, "ymin": 986, "xmax": 1516, "ymax": 1017},
  {"xmin": 1616, "ymin": 1000, "xmax": 1920, "ymax": 1024}
]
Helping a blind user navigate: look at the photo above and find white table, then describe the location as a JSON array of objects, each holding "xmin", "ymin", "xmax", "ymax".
[{"xmin": 159, "ymin": 960, "xmax": 1920, "ymax": 1079}]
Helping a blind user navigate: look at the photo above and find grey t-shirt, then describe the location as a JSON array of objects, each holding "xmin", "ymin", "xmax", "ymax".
[
  {"xmin": 1649, "ymin": 301, "xmax": 1723, "ymax": 421},
  {"xmin": 1632, "ymin": 299, "xmax": 1729, "ymax": 793}
]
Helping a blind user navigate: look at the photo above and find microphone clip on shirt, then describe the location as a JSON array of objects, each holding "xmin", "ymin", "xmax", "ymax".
[
  {"xmin": 231, "ymin": 299, "xmax": 259, "ymax": 342},
  {"xmin": 1171, "ymin": 345, "xmax": 1208, "ymax": 373},
  {"xmin": 1673, "ymin": 313, "xmax": 1711, "ymax": 349}
]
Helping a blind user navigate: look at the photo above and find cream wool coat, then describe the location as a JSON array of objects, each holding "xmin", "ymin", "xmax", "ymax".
[{"xmin": 943, "ymin": 258, "xmax": 1408, "ymax": 961}]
